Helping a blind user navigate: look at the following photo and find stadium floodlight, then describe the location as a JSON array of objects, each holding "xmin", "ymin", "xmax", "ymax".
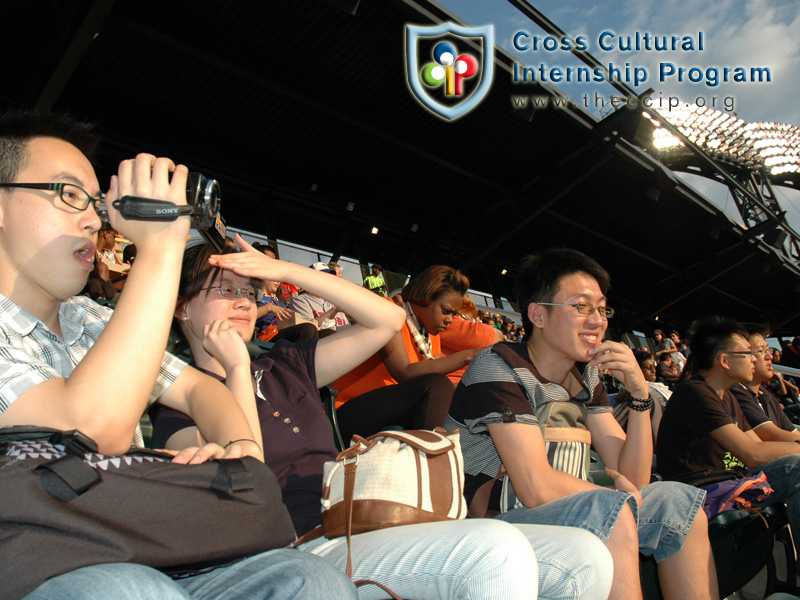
[{"xmin": 642, "ymin": 100, "xmax": 800, "ymax": 179}]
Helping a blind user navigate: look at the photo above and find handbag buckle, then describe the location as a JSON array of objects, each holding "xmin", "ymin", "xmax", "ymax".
[{"xmin": 59, "ymin": 430, "xmax": 99, "ymax": 456}]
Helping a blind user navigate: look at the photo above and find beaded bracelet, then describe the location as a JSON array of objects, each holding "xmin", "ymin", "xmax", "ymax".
[{"xmin": 626, "ymin": 395, "xmax": 653, "ymax": 412}]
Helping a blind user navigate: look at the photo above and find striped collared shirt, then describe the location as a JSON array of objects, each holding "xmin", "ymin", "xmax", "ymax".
[{"xmin": 0, "ymin": 293, "xmax": 186, "ymax": 446}]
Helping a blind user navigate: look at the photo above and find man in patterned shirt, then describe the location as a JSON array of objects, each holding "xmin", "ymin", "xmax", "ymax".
[
  {"xmin": 0, "ymin": 110, "xmax": 357, "ymax": 600},
  {"xmin": 447, "ymin": 247, "xmax": 717, "ymax": 600}
]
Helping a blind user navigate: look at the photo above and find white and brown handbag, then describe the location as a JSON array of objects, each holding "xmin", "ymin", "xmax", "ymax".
[{"xmin": 320, "ymin": 427, "xmax": 467, "ymax": 539}]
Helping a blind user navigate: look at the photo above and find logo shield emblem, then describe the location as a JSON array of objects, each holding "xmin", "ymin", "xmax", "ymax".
[{"xmin": 405, "ymin": 23, "xmax": 494, "ymax": 121}]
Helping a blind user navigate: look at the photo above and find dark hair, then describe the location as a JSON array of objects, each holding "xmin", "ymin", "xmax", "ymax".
[
  {"xmin": 402, "ymin": 265, "xmax": 469, "ymax": 307},
  {"xmin": 176, "ymin": 238, "xmax": 238, "ymax": 310},
  {"xmin": 0, "ymin": 109, "xmax": 99, "ymax": 183},
  {"xmin": 252, "ymin": 242, "xmax": 277, "ymax": 258},
  {"xmin": 122, "ymin": 244, "xmax": 137, "ymax": 265},
  {"xmin": 686, "ymin": 316, "xmax": 749, "ymax": 371},
  {"xmin": 742, "ymin": 322, "xmax": 771, "ymax": 340},
  {"xmin": 632, "ymin": 348, "xmax": 654, "ymax": 368},
  {"xmin": 515, "ymin": 248, "xmax": 610, "ymax": 341},
  {"xmin": 172, "ymin": 238, "xmax": 260, "ymax": 349}
]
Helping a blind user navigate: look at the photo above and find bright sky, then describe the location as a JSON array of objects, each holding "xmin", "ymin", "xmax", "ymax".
[{"xmin": 437, "ymin": 0, "xmax": 800, "ymax": 231}]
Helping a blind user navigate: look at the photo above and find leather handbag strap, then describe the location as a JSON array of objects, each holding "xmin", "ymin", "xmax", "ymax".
[
  {"xmin": 343, "ymin": 457, "xmax": 357, "ymax": 577},
  {"xmin": 341, "ymin": 453, "xmax": 405, "ymax": 600}
]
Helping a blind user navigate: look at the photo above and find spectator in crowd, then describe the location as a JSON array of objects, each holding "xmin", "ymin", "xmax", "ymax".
[
  {"xmin": 780, "ymin": 336, "xmax": 800, "ymax": 370},
  {"xmin": 730, "ymin": 324, "xmax": 799, "ymax": 440},
  {"xmin": 0, "ymin": 109, "xmax": 355, "ymax": 599},
  {"xmin": 363, "ymin": 262, "xmax": 388, "ymax": 296},
  {"xmin": 670, "ymin": 330, "xmax": 689, "ymax": 356},
  {"xmin": 326, "ymin": 260, "xmax": 343, "ymax": 277},
  {"xmin": 85, "ymin": 222, "xmax": 129, "ymax": 301},
  {"xmin": 252, "ymin": 242, "xmax": 299, "ymax": 305},
  {"xmin": 440, "ymin": 295, "xmax": 503, "ymax": 385},
  {"xmin": 501, "ymin": 318, "xmax": 515, "ymax": 341},
  {"xmin": 654, "ymin": 328, "xmax": 685, "ymax": 371},
  {"xmin": 450, "ymin": 248, "xmax": 716, "ymax": 599},
  {"xmin": 289, "ymin": 263, "xmax": 349, "ymax": 337},
  {"xmin": 122, "ymin": 242, "xmax": 137, "ymax": 265},
  {"xmin": 447, "ymin": 248, "xmax": 717, "ymax": 600},
  {"xmin": 656, "ymin": 316, "xmax": 800, "ymax": 570},
  {"xmin": 149, "ymin": 235, "xmax": 614, "ymax": 600},
  {"xmin": 614, "ymin": 349, "xmax": 671, "ymax": 446},
  {"xmin": 769, "ymin": 346, "xmax": 800, "ymax": 408},
  {"xmin": 493, "ymin": 313, "xmax": 503, "ymax": 330},
  {"xmin": 390, "ymin": 290, "xmax": 404, "ymax": 307},
  {"xmin": 333, "ymin": 265, "xmax": 484, "ymax": 441},
  {"xmin": 252, "ymin": 244, "xmax": 317, "ymax": 343},
  {"xmin": 656, "ymin": 353, "xmax": 681, "ymax": 386}
]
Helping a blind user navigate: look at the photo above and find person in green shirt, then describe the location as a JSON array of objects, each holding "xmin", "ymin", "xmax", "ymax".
[{"xmin": 363, "ymin": 263, "xmax": 388, "ymax": 296}]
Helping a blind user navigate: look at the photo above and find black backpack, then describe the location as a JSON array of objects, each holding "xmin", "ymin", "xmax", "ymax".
[{"xmin": 0, "ymin": 426, "xmax": 296, "ymax": 599}]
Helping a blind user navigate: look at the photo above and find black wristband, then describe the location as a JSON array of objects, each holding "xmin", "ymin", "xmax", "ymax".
[{"xmin": 224, "ymin": 438, "xmax": 259, "ymax": 450}]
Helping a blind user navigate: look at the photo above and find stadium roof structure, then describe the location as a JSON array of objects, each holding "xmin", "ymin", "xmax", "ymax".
[{"xmin": 5, "ymin": 0, "xmax": 800, "ymax": 336}]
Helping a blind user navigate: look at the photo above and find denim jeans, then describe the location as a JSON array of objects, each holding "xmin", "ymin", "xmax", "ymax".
[
  {"xmin": 497, "ymin": 481, "xmax": 706, "ymax": 562},
  {"xmin": 299, "ymin": 518, "xmax": 613, "ymax": 600},
  {"xmin": 756, "ymin": 453, "xmax": 800, "ymax": 566},
  {"xmin": 23, "ymin": 549, "xmax": 357, "ymax": 600}
]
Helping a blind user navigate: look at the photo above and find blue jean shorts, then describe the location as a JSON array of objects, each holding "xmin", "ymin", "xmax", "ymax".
[{"xmin": 496, "ymin": 481, "xmax": 706, "ymax": 562}]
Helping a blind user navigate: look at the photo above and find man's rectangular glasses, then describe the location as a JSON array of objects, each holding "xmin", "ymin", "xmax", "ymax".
[
  {"xmin": 0, "ymin": 182, "xmax": 102, "ymax": 212},
  {"xmin": 536, "ymin": 302, "xmax": 615, "ymax": 319}
]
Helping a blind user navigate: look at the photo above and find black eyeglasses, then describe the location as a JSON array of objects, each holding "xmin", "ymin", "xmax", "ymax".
[
  {"xmin": 201, "ymin": 284, "xmax": 264, "ymax": 303},
  {"xmin": 0, "ymin": 182, "xmax": 103, "ymax": 212},
  {"xmin": 722, "ymin": 350, "xmax": 757, "ymax": 358},
  {"xmin": 536, "ymin": 302, "xmax": 615, "ymax": 319}
]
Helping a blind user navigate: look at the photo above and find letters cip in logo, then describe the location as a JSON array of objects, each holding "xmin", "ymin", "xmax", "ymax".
[{"xmin": 405, "ymin": 23, "xmax": 494, "ymax": 121}]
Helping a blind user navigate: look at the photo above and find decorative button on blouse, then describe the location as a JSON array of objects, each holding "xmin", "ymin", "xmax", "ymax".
[
  {"xmin": 292, "ymin": 427, "xmax": 300, "ymax": 433},
  {"xmin": 284, "ymin": 417, "xmax": 291, "ymax": 424},
  {"xmin": 273, "ymin": 411, "xmax": 280, "ymax": 418}
]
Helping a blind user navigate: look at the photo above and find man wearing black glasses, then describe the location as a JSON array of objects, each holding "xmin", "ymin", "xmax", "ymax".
[
  {"xmin": 731, "ymin": 323, "xmax": 800, "ymax": 441},
  {"xmin": 657, "ymin": 317, "xmax": 800, "ymax": 562},
  {"xmin": 447, "ymin": 247, "xmax": 718, "ymax": 600},
  {"xmin": 0, "ymin": 110, "xmax": 356, "ymax": 599}
]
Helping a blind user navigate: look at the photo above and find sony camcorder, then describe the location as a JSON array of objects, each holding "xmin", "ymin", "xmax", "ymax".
[{"xmin": 97, "ymin": 172, "xmax": 228, "ymax": 252}]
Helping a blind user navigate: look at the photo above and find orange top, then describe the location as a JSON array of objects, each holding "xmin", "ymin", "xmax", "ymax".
[
  {"xmin": 332, "ymin": 318, "xmax": 441, "ymax": 408},
  {"xmin": 439, "ymin": 316, "xmax": 498, "ymax": 384}
]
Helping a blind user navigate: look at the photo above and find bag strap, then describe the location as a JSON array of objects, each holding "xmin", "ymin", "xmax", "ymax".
[
  {"xmin": 217, "ymin": 458, "xmax": 255, "ymax": 493},
  {"xmin": 35, "ymin": 454, "xmax": 102, "ymax": 499},
  {"xmin": 341, "ymin": 454, "xmax": 405, "ymax": 600},
  {"xmin": 343, "ymin": 456, "xmax": 357, "ymax": 577},
  {"xmin": 355, "ymin": 579, "xmax": 404, "ymax": 600}
]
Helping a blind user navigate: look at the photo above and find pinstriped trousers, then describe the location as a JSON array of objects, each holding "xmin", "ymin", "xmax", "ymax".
[{"xmin": 299, "ymin": 519, "xmax": 613, "ymax": 600}]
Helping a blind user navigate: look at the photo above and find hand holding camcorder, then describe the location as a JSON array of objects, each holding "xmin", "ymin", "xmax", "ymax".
[{"xmin": 98, "ymin": 172, "xmax": 227, "ymax": 251}]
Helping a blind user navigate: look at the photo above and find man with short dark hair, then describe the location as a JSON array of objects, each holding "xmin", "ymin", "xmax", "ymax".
[
  {"xmin": 656, "ymin": 316, "xmax": 800, "ymax": 568},
  {"xmin": 731, "ymin": 324, "xmax": 799, "ymax": 441},
  {"xmin": 448, "ymin": 247, "xmax": 717, "ymax": 600},
  {"xmin": 656, "ymin": 353, "xmax": 681, "ymax": 385},
  {"xmin": 0, "ymin": 109, "xmax": 356, "ymax": 599}
]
